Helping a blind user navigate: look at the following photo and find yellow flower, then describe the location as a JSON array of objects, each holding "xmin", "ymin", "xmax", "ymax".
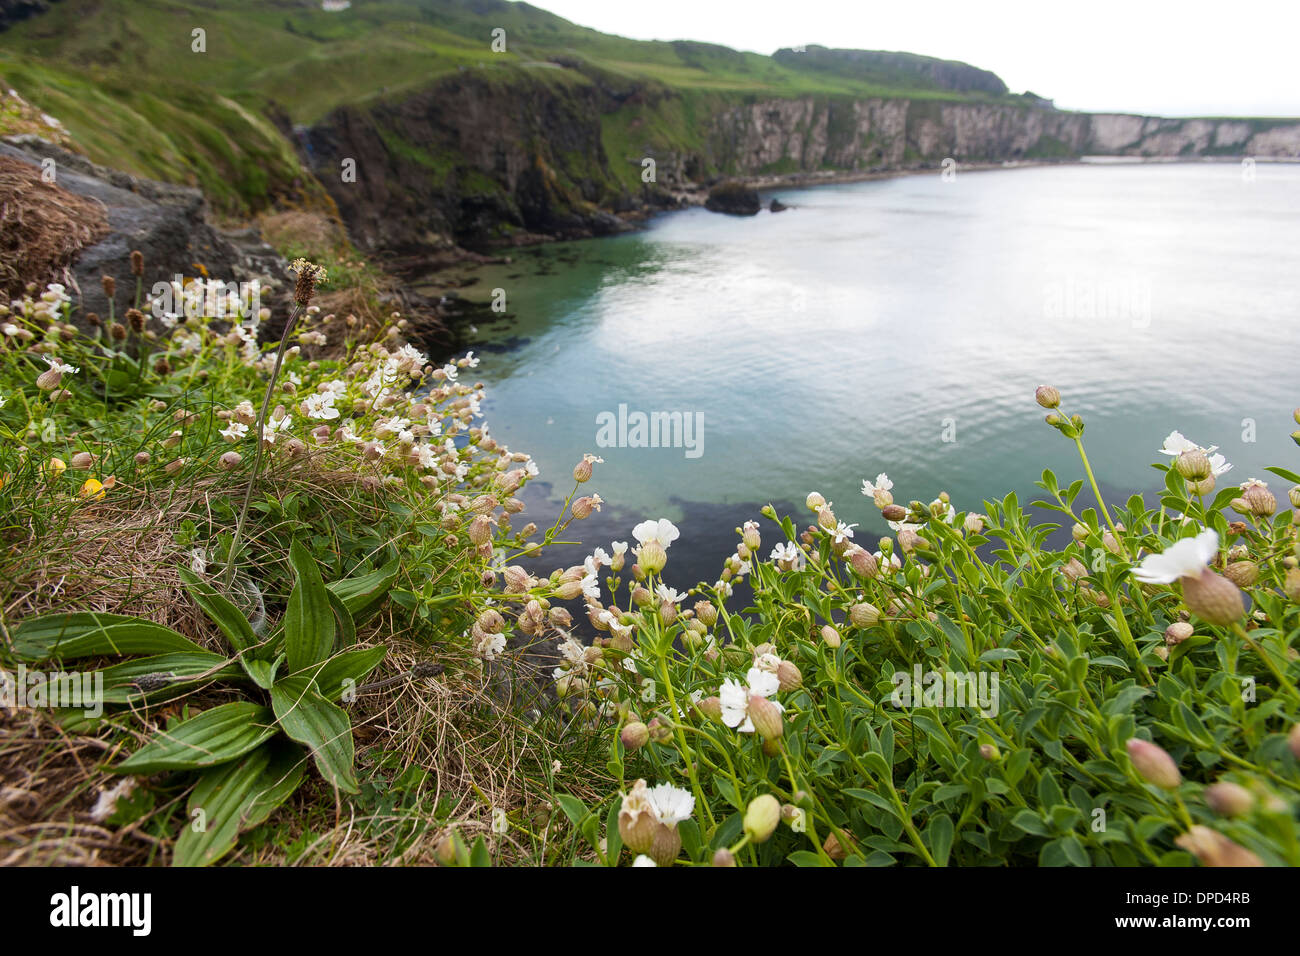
[{"xmin": 79, "ymin": 478, "xmax": 106, "ymax": 500}]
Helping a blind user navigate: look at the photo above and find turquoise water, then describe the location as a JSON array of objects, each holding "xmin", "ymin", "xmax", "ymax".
[{"xmin": 462, "ymin": 163, "xmax": 1300, "ymax": 583}]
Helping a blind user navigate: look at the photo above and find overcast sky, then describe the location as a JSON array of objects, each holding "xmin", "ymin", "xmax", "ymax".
[{"xmin": 531, "ymin": 0, "xmax": 1299, "ymax": 117}]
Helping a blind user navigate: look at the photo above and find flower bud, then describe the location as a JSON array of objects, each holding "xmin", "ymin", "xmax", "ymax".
[
  {"xmin": 748, "ymin": 695, "xmax": 784, "ymax": 741},
  {"xmin": 979, "ymin": 743, "xmax": 1000, "ymax": 761},
  {"xmin": 1223, "ymin": 561, "xmax": 1259, "ymax": 588},
  {"xmin": 1181, "ymin": 569, "xmax": 1244, "ymax": 626},
  {"xmin": 848, "ymin": 602, "xmax": 880, "ymax": 627},
  {"xmin": 219, "ymin": 451, "xmax": 243, "ymax": 470},
  {"xmin": 1175, "ymin": 826, "xmax": 1263, "ymax": 867},
  {"xmin": 504, "ymin": 565, "xmax": 530, "ymax": 592},
  {"xmin": 1175, "ymin": 449, "xmax": 1211, "ymax": 481},
  {"xmin": 468, "ymin": 513, "xmax": 493, "ymax": 546},
  {"xmin": 649, "ymin": 821, "xmax": 681, "ymax": 866},
  {"xmin": 963, "ymin": 513, "xmax": 985, "ymax": 534},
  {"xmin": 572, "ymin": 458, "xmax": 593, "ymax": 482},
  {"xmin": 743, "ymin": 795, "xmax": 781, "ymax": 844},
  {"xmin": 1242, "ymin": 482, "xmax": 1276, "ymax": 517},
  {"xmin": 571, "ymin": 495, "xmax": 601, "ymax": 519},
  {"xmin": 620, "ymin": 721, "xmax": 649, "ymax": 751},
  {"xmin": 880, "ymin": 503, "xmax": 907, "ymax": 522},
  {"xmin": 647, "ymin": 717, "xmax": 672, "ymax": 744},
  {"xmin": 776, "ymin": 659, "xmax": 802, "ymax": 692},
  {"xmin": 1187, "ymin": 476, "xmax": 1216, "ymax": 496},
  {"xmin": 637, "ymin": 540, "xmax": 667, "ymax": 575},
  {"xmin": 742, "ymin": 525, "xmax": 761, "ymax": 552},
  {"xmin": 1285, "ymin": 569, "xmax": 1300, "ymax": 603},
  {"xmin": 694, "ymin": 600, "xmax": 718, "ymax": 626},
  {"xmin": 847, "ymin": 547, "xmax": 878, "ymax": 579},
  {"xmin": 134, "ymin": 451, "xmax": 150, "ymax": 466},
  {"xmin": 1126, "ymin": 738, "xmax": 1182, "ymax": 790},
  {"xmin": 820, "ymin": 624, "xmax": 841, "ymax": 648},
  {"xmin": 698, "ymin": 696, "xmax": 722, "ymax": 720},
  {"xmin": 1034, "ymin": 385, "xmax": 1061, "ymax": 408},
  {"xmin": 1164, "ymin": 621, "xmax": 1194, "ymax": 645},
  {"xmin": 1071, "ymin": 522, "xmax": 1089, "ymax": 544},
  {"xmin": 1204, "ymin": 782, "xmax": 1254, "ymax": 818},
  {"xmin": 805, "ymin": 492, "xmax": 825, "ymax": 512},
  {"xmin": 1288, "ymin": 722, "xmax": 1300, "ymax": 760},
  {"xmin": 711, "ymin": 848, "xmax": 736, "ymax": 867}
]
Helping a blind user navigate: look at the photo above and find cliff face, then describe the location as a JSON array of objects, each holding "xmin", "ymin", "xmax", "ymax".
[
  {"xmin": 304, "ymin": 70, "xmax": 1300, "ymax": 257},
  {"xmin": 303, "ymin": 69, "xmax": 627, "ymax": 256},
  {"xmin": 707, "ymin": 98, "xmax": 1300, "ymax": 172}
]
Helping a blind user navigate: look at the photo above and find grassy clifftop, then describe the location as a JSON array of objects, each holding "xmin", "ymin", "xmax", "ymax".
[{"xmin": 0, "ymin": 0, "xmax": 1017, "ymax": 216}]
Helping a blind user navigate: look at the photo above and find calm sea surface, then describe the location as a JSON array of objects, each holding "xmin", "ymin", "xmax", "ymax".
[{"xmin": 459, "ymin": 163, "xmax": 1300, "ymax": 585}]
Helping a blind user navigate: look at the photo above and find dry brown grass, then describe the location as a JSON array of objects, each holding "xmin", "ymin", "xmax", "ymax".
[
  {"xmin": 0, "ymin": 458, "xmax": 604, "ymax": 867},
  {"xmin": 0, "ymin": 154, "xmax": 109, "ymax": 300}
]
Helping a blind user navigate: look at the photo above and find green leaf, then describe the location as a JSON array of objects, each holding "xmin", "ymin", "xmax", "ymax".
[
  {"xmin": 326, "ymin": 588, "xmax": 356, "ymax": 648},
  {"xmin": 284, "ymin": 540, "xmax": 335, "ymax": 672},
  {"xmin": 926, "ymin": 813, "xmax": 954, "ymax": 866},
  {"xmin": 114, "ymin": 702, "xmax": 277, "ymax": 774},
  {"xmin": 470, "ymin": 836, "xmax": 491, "ymax": 867},
  {"xmin": 310, "ymin": 646, "xmax": 386, "ymax": 701},
  {"xmin": 326, "ymin": 557, "xmax": 399, "ymax": 623},
  {"xmin": 178, "ymin": 569, "xmax": 256, "ymax": 653},
  {"xmin": 172, "ymin": 740, "xmax": 307, "ymax": 867},
  {"xmin": 270, "ymin": 677, "xmax": 358, "ymax": 793},
  {"xmin": 95, "ymin": 652, "xmax": 238, "ymax": 703},
  {"xmin": 242, "ymin": 655, "xmax": 283, "ymax": 690},
  {"xmin": 13, "ymin": 612, "xmax": 205, "ymax": 662}
]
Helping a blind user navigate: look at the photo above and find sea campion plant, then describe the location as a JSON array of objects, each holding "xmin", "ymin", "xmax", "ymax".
[{"xmin": 538, "ymin": 389, "xmax": 1300, "ymax": 866}]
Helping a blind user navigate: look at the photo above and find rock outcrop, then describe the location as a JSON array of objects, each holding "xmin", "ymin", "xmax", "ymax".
[
  {"xmin": 0, "ymin": 137, "xmax": 287, "ymax": 322},
  {"xmin": 705, "ymin": 181, "xmax": 761, "ymax": 216}
]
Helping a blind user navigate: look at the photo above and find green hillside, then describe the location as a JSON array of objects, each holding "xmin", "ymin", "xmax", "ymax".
[{"xmin": 0, "ymin": 0, "xmax": 1014, "ymax": 214}]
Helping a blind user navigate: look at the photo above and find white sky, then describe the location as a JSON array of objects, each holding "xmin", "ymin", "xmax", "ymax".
[{"xmin": 530, "ymin": 0, "xmax": 1300, "ymax": 117}]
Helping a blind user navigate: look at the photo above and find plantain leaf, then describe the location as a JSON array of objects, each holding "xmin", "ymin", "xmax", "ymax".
[
  {"xmin": 114, "ymin": 702, "xmax": 277, "ymax": 774},
  {"xmin": 178, "ymin": 568, "xmax": 256, "ymax": 653},
  {"xmin": 284, "ymin": 540, "xmax": 335, "ymax": 672},
  {"xmin": 242, "ymin": 654, "xmax": 283, "ymax": 691},
  {"xmin": 326, "ymin": 557, "xmax": 399, "ymax": 624},
  {"xmin": 309, "ymin": 646, "xmax": 386, "ymax": 702},
  {"xmin": 173, "ymin": 740, "xmax": 307, "ymax": 867},
  {"xmin": 270, "ymin": 677, "xmax": 357, "ymax": 793},
  {"xmin": 326, "ymin": 588, "xmax": 356, "ymax": 649},
  {"xmin": 13, "ymin": 612, "xmax": 205, "ymax": 662},
  {"xmin": 95, "ymin": 652, "xmax": 239, "ymax": 703}
]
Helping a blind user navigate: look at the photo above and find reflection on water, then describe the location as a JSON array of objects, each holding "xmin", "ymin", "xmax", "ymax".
[{"xmin": 459, "ymin": 163, "xmax": 1300, "ymax": 580}]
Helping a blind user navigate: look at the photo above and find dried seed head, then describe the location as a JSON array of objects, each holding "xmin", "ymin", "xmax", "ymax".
[
  {"xmin": 101, "ymin": 275, "xmax": 116, "ymax": 298},
  {"xmin": 130, "ymin": 250, "xmax": 144, "ymax": 276},
  {"xmin": 126, "ymin": 308, "xmax": 145, "ymax": 333},
  {"xmin": 290, "ymin": 258, "xmax": 328, "ymax": 306}
]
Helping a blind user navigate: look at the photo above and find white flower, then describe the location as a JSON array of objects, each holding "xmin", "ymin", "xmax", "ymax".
[
  {"xmin": 633, "ymin": 518, "xmax": 680, "ymax": 549},
  {"xmin": 655, "ymin": 584, "xmax": 685, "ymax": 604},
  {"xmin": 887, "ymin": 519, "xmax": 921, "ymax": 533},
  {"xmin": 42, "ymin": 354, "xmax": 79, "ymax": 375},
  {"xmin": 719, "ymin": 666, "xmax": 783, "ymax": 733},
  {"xmin": 1159, "ymin": 430, "xmax": 1232, "ymax": 475},
  {"xmin": 611, "ymin": 540, "xmax": 628, "ymax": 557},
  {"xmin": 301, "ymin": 391, "xmax": 339, "ymax": 420},
  {"xmin": 632, "ymin": 855, "xmax": 657, "ymax": 867},
  {"xmin": 263, "ymin": 412, "xmax": 293, "ymax": 443},
  {"xmin": 1159, "ymin": 431, "xmax": 1210, "ymax": 456},
  {"xmin": 475, "ymin": 631, "xmax": 507, "ymax": 660},
  {"xmin": 827, "ymin": 521, "xmax": 857, "ymax": 544},
  {"xmin": 221, "ymin": 421, "xmax": 249, "ymax": 443},
  {"xmin": 1131, "ymin": 528, "xmax": 1219, "ymax": 584},
  {"xmin": 460, "ymin": 350, "xmax": 480, "ymax": 368},
  {"xmin": 861, "ymin": 473, "xmax": 893, "ymax": 497},
  {"xmin": 644, "ymin": 783, "xmax": 694, "ymax": 825}
]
